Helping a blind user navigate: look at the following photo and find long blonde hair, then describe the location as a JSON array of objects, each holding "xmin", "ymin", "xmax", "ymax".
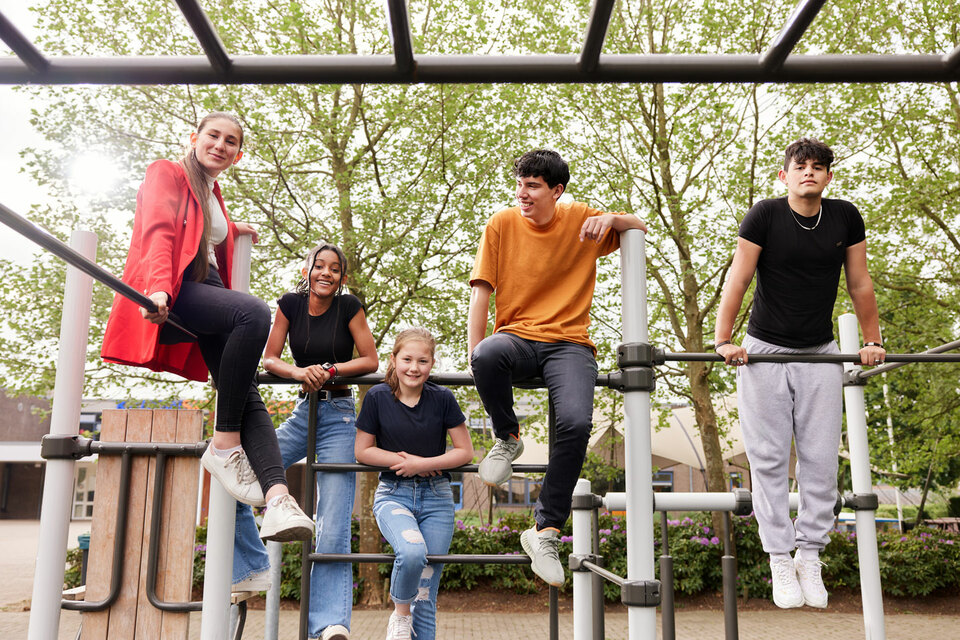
[
  {"xmin": 385, "ymin": 328, "xmax": 436, "ymax": 399},
  {"xmin": 179, "ymin": 111, "xmax": 244, "ymax": 281}
]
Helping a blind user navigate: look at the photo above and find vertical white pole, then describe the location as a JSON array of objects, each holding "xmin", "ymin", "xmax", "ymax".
[
  {"xmin": 27, "ymin": 230, "xmax": 98, "ymax": 640},
  {"xmin": 620, "ymin": 229, "xmax": 656, "ymax": 640},
  {"xmin": 572, "ymin": 478, "xmax": 593, "ymax": 640},
  {"xmin": 201, "ymin": 234, "xmax": 253, "ymax": 640},
  {"xmin": 838, "ymin": 313, "xmax": 886, "ymax": 640}
]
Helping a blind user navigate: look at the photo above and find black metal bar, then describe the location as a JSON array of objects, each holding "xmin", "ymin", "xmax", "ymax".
[
  {"xmin": 721, "ymin": 512, "xmax": 739, "ymax": 640},
  {"xmin": 3, "ymin": 53, "xmax": 960, "ymax": 85},
  {"xmin": 578, "ymin": 0, "xmax": 616, "ymax": 73},
  {"xmin": 260, "ymin": 371, "xmax": 615, "ymax": 389},
  {"xmin": 300, "ymin": 392, "xmax": 318, "ymax": 640},
  {"xmin": 384, "ymin": 0, "xmax": 415, "ymax": 74},
  {"xmin": 62, "ymin": 452, "xmax": 132, "ymax": 611},
  {"xmin": 659, "ymin": 515, "xmax": 675, "ymax": 640},
  {"xmin": 146, "ymin": 453, "xmax": 203, "ymax": 611},
  {"xmin": 549, "ymin": 586, "xmax": 559, "ymax": 640},
  {"xmin": 591, "ymin": 507, "xmax": 605, "ymax": 640},
  {"xmin": 312, "ymin": 462, "xmax": 548, "ymax": 474},
  {"xmin": 173, "ymin": 0, "xmax": 232, "ymax": 74},
  {"xmin": 759, "ymin": 0, "xmax": 827, "ymax": 70},
  {"xmin": 0, "ymin": 11, "xmax": 49, "ymax": 73},
  {"xmin": 945, "ymin": 44, "xmax": 960, "ymax": 70},
  {"xmin": 309, "ymin": 552, "xmax": 532, "ymax": 564},
  {"xmin": 90, "ymin": 440, "xmax": 208, "ymax": 457},
  {"xmin": 663, "ymin": 351, "xmax": 960, "ymax": 364},
  {"xmin": 856, "ymin": 338, "xmax": 960, "ymax": 381},
  {"xmin": 233, "ymin": 600, "xmax": 247, "ymax": 640},
  {"xmin": 0, "ymin": 202, "xmax": 197, "ymax": 340}
]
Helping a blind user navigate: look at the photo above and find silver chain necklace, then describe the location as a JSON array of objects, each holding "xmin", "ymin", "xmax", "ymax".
[{"xmin": 791, "ymin": 204, "xmax": 822, "ymax": 231}]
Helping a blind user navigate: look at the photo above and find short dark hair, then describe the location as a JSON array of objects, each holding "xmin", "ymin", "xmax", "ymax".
[
  {"xmin": 783, "ymin": 138, "xmax": 834, "ymax": 172},
  {"xmin": 512, "ymin": 149, "xmax": 570, "ymax": 190}
]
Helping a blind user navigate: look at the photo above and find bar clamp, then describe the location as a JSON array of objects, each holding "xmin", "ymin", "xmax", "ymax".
[
  {"xmin": 571, "ymin": 493, "xmax": 604, "ymax": 510},
  {"xmin": 608, "ymin": 367, "xmax": 656, "ymax": 392},
  {"xmin": 621, "ymin": 579, "xmax": 661, "ymax": 607},
  {"xmin": 842, "ymin": 370, "xmax": 866, "ymax": 387},
  {"xmin": 41, "ymin": 434, "xmax": 93, "ymax": 460},
  {"xmin": 568, "ymin": 554, "xmax": 603, "ymax": 572},
  {"xmin": 843, "ymin": 493, "xmax": 879, "ymax": 511},
  {"xmin": 618, "ymin": 342, "xmax": 657, "ymax": 367},
  {"xmin": 732, "ymin": 488, "xmax": 753, "ymax": 516}
]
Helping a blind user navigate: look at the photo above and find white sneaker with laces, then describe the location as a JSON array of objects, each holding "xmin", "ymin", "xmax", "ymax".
[
  {"xmin": 769, "ymin": 555, "xmax": 804, "ymax": 608},
  {"xmin": 478, "ymin": 436, "xmax": 524, "ymax": 486},
  {"xmin": 320, "ymin": 624, "xmax": 350, "ymax": 640},
  {"xmin": 201, "ymin": 446, "xmax": 265, "ymax": 507},
  {"xmin": 520, "ymin": 526, "xmax": 565, "ymax": 587},
  {"xmin": 232, "ymin": 568, "xmax": 271, "ymax": 593},
  {"xmin": 259, "ymin": 494, "xmax": 315, "ymax": 542},
  {"xmin": 384, "ymin": 611, "xmax": 413, "ymax": 640},
  {"xmin": 794, "ymin": 553, "xmax": 829, "ymax": 608}
]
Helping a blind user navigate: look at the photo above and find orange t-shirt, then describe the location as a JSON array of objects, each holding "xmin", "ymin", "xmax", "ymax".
[{"xmin": 470, "ymin": 202, "xmax": 622, "ymax": 352}]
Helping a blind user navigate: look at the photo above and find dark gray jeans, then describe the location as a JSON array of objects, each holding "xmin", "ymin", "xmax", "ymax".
[{"xmin": 471, "ymin": 332, "xmax": 598, "ymax": 529}]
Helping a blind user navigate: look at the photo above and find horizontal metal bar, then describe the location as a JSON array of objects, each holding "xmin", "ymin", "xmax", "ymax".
[
  {"xmin": 578, "ymin": 0, "xmax": 616, "ymax": 73},
  {"xmin": 856, "ymin": 338, "xmax": 960, "ymax": 381},
  {"xmin": 258, "ymin": 371, "xmax": 615, "ymax": 389},
  {"xmin": 662, "ymin": 351, "xmax": 960, "ymax": 364},
  {"xmin": 312, "ymin": 462, "xmax": 548, "ymax": 474},
  {"xmin": 309, "ymin": 552, "xmax": 531, "ymax": 565},
  {"xmin": 91, "ymin": 440, "xmax": 208, "ymax": 457},
  {"xmin": 173, "ymin": 0, "xmax": 232, "ymax": 74},
  {"xmin": 0, "ymin": 202, "xmax": 197, "ymax": 339},
  {"xmin": 385, "ymin": 0, "xmax": 414, "ymax": 74},
  {"xmin": 759, "ymin": 0, "xmax": 827, "ymax": 70},
  {"xmin": 604, "ymin": 491, "xmax": 804, "ymax": 512},
  {"xmin": 581, "ymin": 559, "xmax": 624, "ymax": 587},
  {"xmin": 2, "ymin": 53, "xmax": 959, "ymax": 85},
  {"xmin": 946, "ymin": 44, "xmax": 960, "ymax": 70},
  {"xmin": 0, "ymin": 11, "xmax": 49, "ymax": 73}
]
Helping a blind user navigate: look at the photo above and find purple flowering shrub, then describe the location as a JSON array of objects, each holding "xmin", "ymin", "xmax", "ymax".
[{"xmin": 877, "ymin": 528, "xmax": 960, "ymax": 596}]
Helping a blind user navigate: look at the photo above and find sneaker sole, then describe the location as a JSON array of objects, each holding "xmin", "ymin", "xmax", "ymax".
[
  {"xmin": 772, "ymin": 593, "xmax": 804, "ymax": 608},
  {"xmin": 520, "ymin": 530, "xmax": 564, "ymax": 587},
  {"xmin": 802, "ymin": 595, "xmax": 828, "ymax": 608},
  {"xmin": 260, "ymin": 518, "xmax": 314, "ymax": 543}
]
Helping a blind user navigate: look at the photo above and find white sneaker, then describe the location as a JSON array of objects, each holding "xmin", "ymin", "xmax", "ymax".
[
  {"xmin": 478, "ymin": 436, "xmax": 524, "ymax": 486},
  {"xmin": 385, "ymin": 611, "xmax": 413, "ymax": 640},
  {"xmin": 769, "ymin": 556, "xmax": 804, "ymax": 608},
  {"xmin": 259, "ymin": 494, "xmax": 315, "ymax": 542},
  {"xmin": 794, "ymin": 553, "xmax": 829, "ymax": 608},
  {"xmin": 320, "ymin": 624, "xmax": 350, "ymax": 640},
  {"xmin": 520, "ymin": 526, "xmax": 565, "ymax": 587},
  {"xmin": 201, "ymin": 446, "xmax": 265, "ymax": 507},
  {"xmin": 232, "ymin": 568, "xmax": 271, "ymax": 593}
]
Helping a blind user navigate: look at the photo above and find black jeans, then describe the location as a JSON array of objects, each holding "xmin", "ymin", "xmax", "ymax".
[
  {"xmin": 471, "ymin": 332, "xmax": 598, "ymax": 529},
  {"xmin": 169, "ymin": 266, "xmax": 285, "ymax": 492}
]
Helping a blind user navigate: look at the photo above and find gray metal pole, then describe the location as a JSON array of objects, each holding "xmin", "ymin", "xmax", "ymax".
[
  {"xmin": 263, "ymin": 541, "xmax": 282, "ymax": 640},
  {"xmin": 27, "ymin": 230, "xmax": 97, "ymax": 640},
  {"xmin": 838, "ymin": 313, "xmax": 886, "ymax": 640},
  {"xmin": 721, "ymin": 513, "xmax": 738, "ymax": 640},
  {"xmin": 619, "ymin": 228, "xmax": 656, "ymax": 640},
  {"xmin": 659, "ymin": 515, "xmax": 675, "ymax": 640}
]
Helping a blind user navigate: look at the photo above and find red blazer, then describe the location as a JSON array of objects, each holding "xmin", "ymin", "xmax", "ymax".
[{"xmin": 101, "ymin": 159, "xmax": 237, "ymax": 382}]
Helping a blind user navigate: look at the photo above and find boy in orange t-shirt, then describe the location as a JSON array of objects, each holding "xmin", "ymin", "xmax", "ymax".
[{"xmin": 468, "ymin": 149, "xmax": 646, "ymax": 586}]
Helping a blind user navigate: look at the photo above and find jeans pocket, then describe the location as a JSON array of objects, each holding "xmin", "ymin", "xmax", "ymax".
[
  {"xmin": 431, "ymin": 479, "xmax": 453, "ymax": 499},
  {"xmin": 329, "ymin": 397, "xmax": 356, "ymax": 414}
]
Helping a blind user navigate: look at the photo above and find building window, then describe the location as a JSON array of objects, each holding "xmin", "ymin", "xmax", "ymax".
[
  {"xmin": 72, "ymin": 466, "xmax": 95, "ymax": 520},
  {"xmin": 652, "ymin": 470, "xmax": 674, "ymax": 493},
  {"xmin": 729, "ymin": 472, "xmax": 743, "ymax": 490}
]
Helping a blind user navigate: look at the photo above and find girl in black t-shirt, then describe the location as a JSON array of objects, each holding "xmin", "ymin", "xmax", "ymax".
[
  {"xmin": 356, "ymin": 328, "xmax": 474, "ymax": 640},
  {"xmin": 233, "ymin": 242, "xmax": 378, "ymax": 640}
]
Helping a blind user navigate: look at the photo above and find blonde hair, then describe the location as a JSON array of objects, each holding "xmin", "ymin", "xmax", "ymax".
[
  {"xmin": 179, "ymin": 111, "xmax": 244, "ymax": 282},
  {"xmin": 385, "ymin": 327, "xmax": 436, "ymax": 398}
]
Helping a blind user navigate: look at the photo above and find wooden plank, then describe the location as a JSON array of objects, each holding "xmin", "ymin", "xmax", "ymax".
[
  {"xmin": 158, "ymin": 410, "xmax": 203, "ymax": 639},
  {"xmin": 105, "ymin": 409, "xmax": 153, "ymax": 640},
  {"xmin": 133, "ymin": 410, "xmax": 174, "ymax": 638},
  {"xmin": 81, "ymin": 409, "xmax": 127, "ymax": 640}
]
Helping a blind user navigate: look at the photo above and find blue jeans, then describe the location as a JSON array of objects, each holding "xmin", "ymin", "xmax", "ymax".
[
  {"xmin": 233, "ymin": 395, "xmax": 358, "ymax": 636},
  {"xmin": 471, "ymin": 332, "xmax": 598, "ymax": 529},
  {"xmin": 374, "ymin": 477, "xmax": 455, "ymax": 640}
]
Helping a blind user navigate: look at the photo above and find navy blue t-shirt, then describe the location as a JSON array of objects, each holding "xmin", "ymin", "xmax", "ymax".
[
  {"xmin": 356, "ymin": 382, "xmax": 466, "ymax": 481},
  {"xmin": 739, "ymin": 197, "xmax": 866, "ymax": 348}
]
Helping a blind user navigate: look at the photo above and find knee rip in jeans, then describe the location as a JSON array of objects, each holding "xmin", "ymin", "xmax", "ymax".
[
  {"xmin": 416, "ymin": 566, "xmax": 434, "ymax": 601},
  {"xmin": 401, "ymin": 529, "xmax": 425, "ymax": 544}
]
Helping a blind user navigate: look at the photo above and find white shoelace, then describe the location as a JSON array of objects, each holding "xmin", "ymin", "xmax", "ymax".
[
  {"xmin": 226, "ymin": 450, "xmax": 258, "ymax": 485},
  {"xmin": 387, "ymin": 613, "xmax": 414, "ymax": 640},
  {"xmin": 488, "ymin": 438, "xmax": 521, "ymax": 462}
]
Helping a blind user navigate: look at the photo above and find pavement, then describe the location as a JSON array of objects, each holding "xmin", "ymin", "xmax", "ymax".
[{"xmin": 2, "ymin": 519, "xmax": 958, "ymax": 639}]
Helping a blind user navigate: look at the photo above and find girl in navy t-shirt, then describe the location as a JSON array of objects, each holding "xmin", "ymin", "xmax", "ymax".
[{"xmin": 355, "ymin": 328, "xmax": 474, "ymax": 640}]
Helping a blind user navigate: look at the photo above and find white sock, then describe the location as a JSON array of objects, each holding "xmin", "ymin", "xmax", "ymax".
[
  {"xmin": 770, "ymin": 553, "xmax": 791, "ymax": 563},
  {"xmin": 797, "ymin": 548, "xmax": 820, "ymax": 562},
  {"xmin": 211, "ymin": 444, "xmax": 242, "ymax": 458}
]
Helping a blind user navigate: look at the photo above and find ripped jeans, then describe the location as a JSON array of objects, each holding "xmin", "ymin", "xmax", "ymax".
[{"xmin": 373, "ymin": 476, "xmax": 455, "ymax": 640}]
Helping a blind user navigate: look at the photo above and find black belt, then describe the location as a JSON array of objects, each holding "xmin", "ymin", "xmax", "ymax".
[{"xmin": 298, "ymin": 389, "xmax": 353, "ymax": 401}]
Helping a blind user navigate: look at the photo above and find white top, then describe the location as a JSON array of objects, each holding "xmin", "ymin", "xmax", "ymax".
[{"xmin": 205, "ymin": 174, "xmax": 227, "ymax": 269}]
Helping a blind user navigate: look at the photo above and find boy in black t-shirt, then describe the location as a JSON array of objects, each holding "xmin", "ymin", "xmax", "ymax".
[{"xmin": 714, "ymin": 138, "xmax": 885, "ymax": 610}]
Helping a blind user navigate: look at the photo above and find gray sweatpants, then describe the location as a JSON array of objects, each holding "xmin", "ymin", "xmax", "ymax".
[{"xmin": 738, "ymin": 334, "xmax": 843, "ymax": 555}]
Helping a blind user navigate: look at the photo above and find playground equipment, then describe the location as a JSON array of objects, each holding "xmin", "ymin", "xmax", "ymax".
[{"xmin": 3, "ymin": 1, "xmax": 960, "ymax": 638}]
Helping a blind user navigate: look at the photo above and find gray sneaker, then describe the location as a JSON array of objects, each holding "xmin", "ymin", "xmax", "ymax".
[
  {"xmin": 520, "ymin": 526, "xmax": 565, "ymax": 586},
  {"xmin": 478, "ymin": 436, "xmax": 524, "ymax": 486}
]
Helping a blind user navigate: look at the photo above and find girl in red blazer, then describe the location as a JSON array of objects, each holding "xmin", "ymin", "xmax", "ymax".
[{"xmin": 102, "ymin": 112, "xmax": 312, "ymax": 542}]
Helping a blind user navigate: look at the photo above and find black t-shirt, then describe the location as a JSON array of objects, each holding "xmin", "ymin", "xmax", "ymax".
[
  {"xmin": 356, "ymin": 382, "xmax": 467, "ymax": 481},
  {"xmin": 739, "ymin": 197, "xmax": 866, "ymax": 348},
  {"xmin": 277, "ymin": 292, "xmax": 363, "ymax": 367}
]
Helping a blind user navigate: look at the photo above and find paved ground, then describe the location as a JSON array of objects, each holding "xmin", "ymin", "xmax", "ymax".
[{"xmin": 2, "ymin": 519, "xmax": 958, "ymax": 639}]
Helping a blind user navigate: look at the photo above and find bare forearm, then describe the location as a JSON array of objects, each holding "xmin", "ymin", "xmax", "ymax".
[
  {"xmin": 467, "ymin": 284, "xmax": 492, "ymax": 357},
  {"xmin": 422, "ymin": 447, "xmax": 474, "ymax": 472},
  {"xmin": 849, "ymin": 282, "xmax": 882, "ymax": 343},
  {"xmin": 355, "ymin": 445, "xmax": 403, "ymax": 468},
  {"xmin": 714, "ymin": 281, "xmax": 748, "ymax": 342}
]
